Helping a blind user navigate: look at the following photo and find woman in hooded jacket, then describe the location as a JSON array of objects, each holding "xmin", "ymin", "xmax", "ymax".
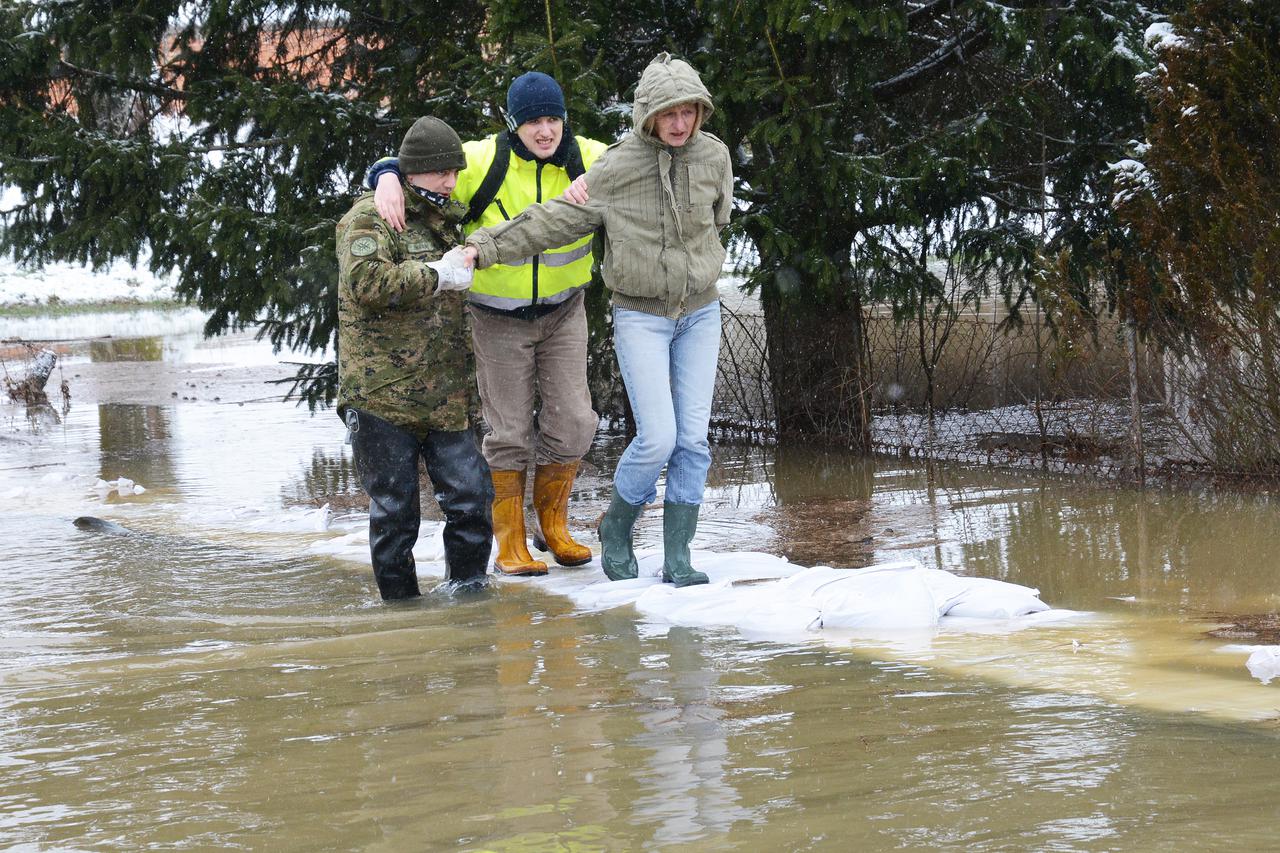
[{"xmin": 464, "ymin": 53, "xmax": 732, "ymax": 588}]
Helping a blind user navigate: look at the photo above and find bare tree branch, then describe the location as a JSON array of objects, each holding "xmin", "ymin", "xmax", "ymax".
[
  {"xmin": 871, "ymin": 19, "xmax": 991, "ymax": 100},
  {"xmin": 55, "ymin": 60, "xmax": 188, "ymax": 101}
]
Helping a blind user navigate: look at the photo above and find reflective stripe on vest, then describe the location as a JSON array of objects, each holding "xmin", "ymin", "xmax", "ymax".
[
  {"xmin": 454, "ymin": 134, "xmax": 606, "ymax": 308},
  {"xmin": 467, "ymin": 281, "xmax": 587, "ymax": 311}
]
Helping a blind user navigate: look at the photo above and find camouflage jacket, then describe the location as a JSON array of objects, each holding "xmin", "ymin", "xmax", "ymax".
[{"xmin": 335, "ymin": 187, "xmax": 474, "ymax": 433}]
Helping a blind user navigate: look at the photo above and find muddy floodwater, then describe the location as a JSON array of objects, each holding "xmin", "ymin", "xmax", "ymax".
[{"xmin": 3, "ymin": 308, "xmax": 1280, "ymax": 850}]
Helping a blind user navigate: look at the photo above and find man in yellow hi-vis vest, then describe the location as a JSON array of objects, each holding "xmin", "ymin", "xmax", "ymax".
[{"xmin": 366, "ymin": 72, "xmax": 607, "ymax": 577}]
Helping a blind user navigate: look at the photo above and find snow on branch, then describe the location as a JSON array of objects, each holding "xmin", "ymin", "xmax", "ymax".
[{"xmin": 871, "ymin": 19, "xmax": 991, "ymax": 99}]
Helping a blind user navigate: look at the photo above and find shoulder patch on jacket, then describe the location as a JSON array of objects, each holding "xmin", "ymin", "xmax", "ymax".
[{"xmin": 350, "ymin": 236, "xmax": 378, "ymax": 257}]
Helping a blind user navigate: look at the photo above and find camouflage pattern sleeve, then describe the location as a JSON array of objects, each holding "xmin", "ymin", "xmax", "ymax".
[{"xmin": 337, "ymin": 212, "xmax": 439, "ymax": 309}]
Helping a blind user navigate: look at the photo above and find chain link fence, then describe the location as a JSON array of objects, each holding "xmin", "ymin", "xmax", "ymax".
[
  {"xmin": 698, "ymin": 292, "xmax": 1270, "ymax": 485},
  {"xmin": 862, "ymin": 307, "xmax": 1159, "ymax": 480}
]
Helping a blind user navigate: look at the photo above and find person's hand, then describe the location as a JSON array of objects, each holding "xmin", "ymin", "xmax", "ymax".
[
  {"xmin": 426, "ymin": 248, "xmax": 474, "ymax": 292},
  {"xmin": 561, "ymin": 175, "xmax": 589, "ymax": 205},
  {"xmin": 460, "ymin": 245, "xmax": 479, "ymax": 268},
  {"xmin": 374, "ymin": 172, "xmax": 407, "ymax": 232}
]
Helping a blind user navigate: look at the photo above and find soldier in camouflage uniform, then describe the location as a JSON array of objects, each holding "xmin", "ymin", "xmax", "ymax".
[{"xmin": 336, "ymin": 116, "xmax": 493, "ymax": 600}]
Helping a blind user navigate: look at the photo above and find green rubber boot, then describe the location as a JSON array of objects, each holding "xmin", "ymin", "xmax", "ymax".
[
  {"xmin": 661, "ymin": 502, "xmax": 709, "ymax": 587},
  {"xmin": 598, "ymin": 488, "xmax": 642, "ymax": 581}
]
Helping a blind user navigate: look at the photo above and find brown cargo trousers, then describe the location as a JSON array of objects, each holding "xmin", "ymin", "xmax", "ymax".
[{"xmin": 467, "ymin": 289, "xmax": 600, "ymax": 470}]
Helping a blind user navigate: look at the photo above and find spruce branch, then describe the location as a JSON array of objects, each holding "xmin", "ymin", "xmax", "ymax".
[
  {"xmin": 188, "ymin": 137, "xmax": 291, "ymax": 154},
  {"xmin": 871, "ymin": 19, "xmax": 991, "ymax": 99},
  {"xmin": 907, "ymin": 0, "xmax": 963, "ymax": 27},
  {"xmin": 55, "ymin": 59, "xmax": 188, "ymax": 101}
]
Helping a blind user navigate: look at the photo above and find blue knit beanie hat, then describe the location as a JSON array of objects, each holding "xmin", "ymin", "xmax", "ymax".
[{"xmin": 506, "ymin": 71, "xmax": 567, "ymax": 128}]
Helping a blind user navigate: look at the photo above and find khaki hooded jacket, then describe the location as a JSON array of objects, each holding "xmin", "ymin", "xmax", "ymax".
[{"xmin": 467, "ymin": 54, "xmax": 733, "ymax": 320}]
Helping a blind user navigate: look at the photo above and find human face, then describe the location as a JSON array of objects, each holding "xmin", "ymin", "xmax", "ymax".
[
  {"xmin": 407, "ymin": 169, "xmax": 459, "ymax": 197},
  {"xmin": 652, "ymin": 103, "xmax": 699, "ymax": 147},
  {"xmin": 516, "ymin": 116, "xmax": 564, "ymax": 159}
]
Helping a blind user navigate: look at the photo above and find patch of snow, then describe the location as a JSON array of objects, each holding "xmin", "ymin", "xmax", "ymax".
[
  {"xmin": 1144, "ymin": 22, "xmax": 1185, "ymax": 52},
  {"xmin": 1108, "ymin": 158, "xmax": 1149, "ymax": 176},
  {"xmin": 93, "ymin": 477, "xmax": 147, "ymax": 498},
  {"xmin": 0, "ymin": 199, "xmax": 176, "ymax": 307},
  {"xmin": 1112, "ymin": 32, "xmax": 1140, "ymax": 62},
  {"xmin": 0, "ymin": 256, "xmax": 175, "ymax": 306}
]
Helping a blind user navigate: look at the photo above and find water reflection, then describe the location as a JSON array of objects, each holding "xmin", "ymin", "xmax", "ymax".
[
  {"xmin": 19, "ymin": 402, "xmax": 63, "ymax": 434},
  {"xmin": 98, "ymin": 404, "xmax": 174, "ymax": 489},
  {"xmin": 280, "ymin": 446, "xmax": 363, "ymax": 511},
  {"xmin": 937, "ymin": 472, "xmax": 1280, "ymax": 613},
  {"xmin": 0, "ymin": 308, "xmax": 206, "ymax": 346},
  {"xmin": 625, "ymin": 626, "xmax": 755, "ymax": 845},
  {"xmin": 89, "ymin": 337, "xmax": 163, "ymax": 362},
  {"xmin": 766, "ymin": 446, "xmax": 878, "ymax": 567}
]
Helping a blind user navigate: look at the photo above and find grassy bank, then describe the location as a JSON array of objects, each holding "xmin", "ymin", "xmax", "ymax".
[{"xmin": 0, "ymin": 298, "xmax": 187, "ymax": 319}]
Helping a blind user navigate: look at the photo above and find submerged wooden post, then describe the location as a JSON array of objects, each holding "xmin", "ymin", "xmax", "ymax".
[
  {"xmin": 4, "ymin": 347, "xmax": 57, "ymax": 403},
  {"xmin": 1125, "ymin": 319, "xmax": 1146, "ymax": 484}
]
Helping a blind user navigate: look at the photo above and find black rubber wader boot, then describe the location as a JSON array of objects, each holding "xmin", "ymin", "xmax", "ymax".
[
  {"xmin": 598, "ymin": 487, "xmax": 643, "ymax": 581},
  {"xmin": 422, "ymin": 429, "xmax": 494, "ymax": 591},
  {"xmin": 348, "ymin": 408, "xmax": 426, "ymax": 600},
  {"xmin": 661, "ymin": 502, "xmax": 709, "ymax": 587}
]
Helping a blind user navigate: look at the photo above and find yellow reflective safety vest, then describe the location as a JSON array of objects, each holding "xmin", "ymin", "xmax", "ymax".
[{"xmin": 454, "ymin": 134, "xmax": 607, "ymax": 311}]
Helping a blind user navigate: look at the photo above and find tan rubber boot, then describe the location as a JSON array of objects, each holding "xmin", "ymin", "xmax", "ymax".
[
  {"xmin": 490, "ymin": 469, "xmax": 548, "ymax": 576},
  {"xmin": 530, "ymin": 461, "xmax": 593, "ymax": 567}
]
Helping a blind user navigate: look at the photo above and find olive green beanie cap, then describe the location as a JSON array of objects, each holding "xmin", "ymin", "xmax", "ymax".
[{"xmin": 399, "ymin": 116, "xmax": 466, "ymax": 173}]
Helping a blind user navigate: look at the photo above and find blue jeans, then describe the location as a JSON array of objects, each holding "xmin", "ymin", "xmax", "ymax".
[{"xmin": 612, "ymin": 301, "xmax": 721, "ymax": 506}]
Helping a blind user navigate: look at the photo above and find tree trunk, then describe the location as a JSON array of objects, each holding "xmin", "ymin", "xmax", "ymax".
[{"xmin": 761, "ymin": 277, "xmax": 872, "ymax": 450}]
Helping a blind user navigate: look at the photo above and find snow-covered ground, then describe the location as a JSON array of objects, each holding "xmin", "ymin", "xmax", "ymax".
[
  {"xmin": 0, "ymin": 255, "xmax": 175, "ymax": 307},
  {"xmin": 1, "ymin": 186, "xmax": 176, "ymax": 307}
]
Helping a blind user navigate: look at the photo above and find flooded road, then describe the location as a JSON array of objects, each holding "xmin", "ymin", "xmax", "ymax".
[{"xmin": 2, "ymin": 310, "xmax": 1280, "ymax": 849}]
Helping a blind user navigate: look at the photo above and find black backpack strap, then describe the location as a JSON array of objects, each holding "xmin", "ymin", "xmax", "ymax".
[
  {"xmin": 565, "ymin": 136, "xmax": 585, "ymax": 180},
  {"xmin": 464, "ymin": 132, "xmax": 511, "ymax": 225}
]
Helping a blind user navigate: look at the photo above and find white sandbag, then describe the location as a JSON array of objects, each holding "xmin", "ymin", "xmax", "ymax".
[
  {"xmin": 696, "ymin": 551, "xmax": 800, "ymax": 584},
  {"xmin": 633, "ymin": 581, "xmax": 736, "ymax": 627},
  {"xmin": 939, "ymin": 576, "xmax": 1049, "ymax": 619},
  {"xmin": 632, "ymin": 579, "xmax": 823, "ymax": 634},
  {"xmin": 302, "ymin": 520, "xmax": 444, "ymax": 575},
  {"xmin": 1246, "ymin": 647, "xmax": 1280, "ymax": 685},
  {"xmin": 566, "ymin": 576, "xmax": 663, "ymax": 611},
  {"xmin": 302, "ymin": 520, "xmax": 1063, "ymax": 633},
  {"xmin": 201, "ymin": 504, "xmax": 332, "ymax": 533},
  {"xmin": 780, "ymin": 564, "xmax": 939, "ymax": 630},
  {"xmin": 779, "ymin": 561, "xmax": 920, "ymax": 599},
  {"xmin": 819, "ymin": 569, "xmax": 938, "ymax": 630},
  {"xmin": 919, "ymin": 568, "xmax": 972, "ymax": 613}
]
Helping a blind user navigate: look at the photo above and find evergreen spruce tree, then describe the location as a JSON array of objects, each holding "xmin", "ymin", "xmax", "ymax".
[
  {"xmin": 1114, "ymin": 0, "xmax": 1280, "ymax": 469},
  {"xmin": 699, "ymin": 0, "xmax": 1159, "ymax": 444}
]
